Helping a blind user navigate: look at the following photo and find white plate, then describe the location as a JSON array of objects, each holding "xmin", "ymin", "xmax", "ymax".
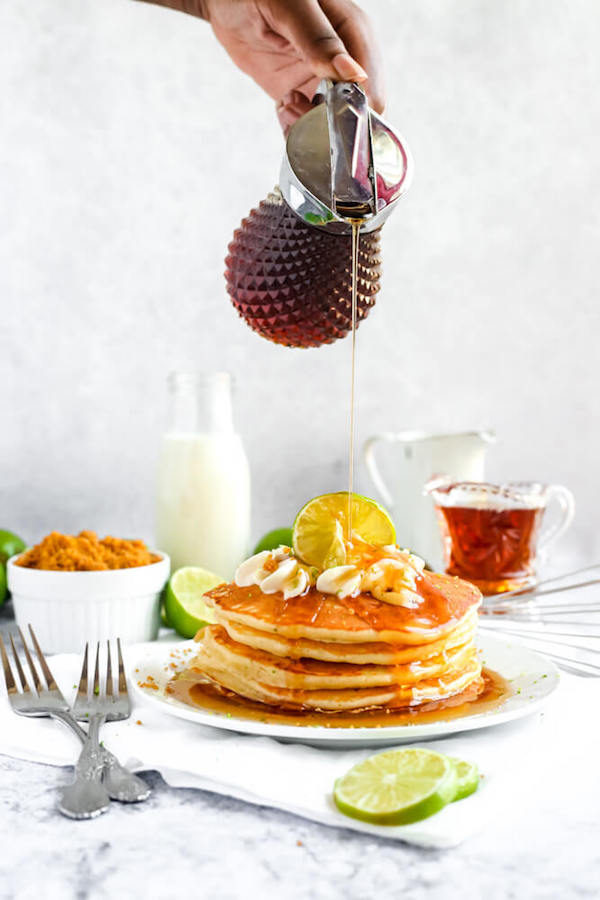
[{"xmin": 130, "ymin": 632, "xmax": 559, "ymax": 748}]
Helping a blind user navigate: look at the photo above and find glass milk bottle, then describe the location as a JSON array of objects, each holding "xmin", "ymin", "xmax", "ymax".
[{"xmin": 155, "ymin": 372, "xmax": 250, "ymax": 579}]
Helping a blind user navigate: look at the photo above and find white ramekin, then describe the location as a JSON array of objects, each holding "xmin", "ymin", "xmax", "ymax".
[{"xmin": 7, "ymin": 552, "xmax": 170, "ymax": 654}]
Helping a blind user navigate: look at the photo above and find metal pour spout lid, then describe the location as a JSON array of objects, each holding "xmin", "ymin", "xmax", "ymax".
[
  {"xmin": 280, "ymin": 79, "xmax": 413, "ymax": 234},
  {"xmin": 323, "ymin": 80, "xmax": 377, "ymax": 219}
]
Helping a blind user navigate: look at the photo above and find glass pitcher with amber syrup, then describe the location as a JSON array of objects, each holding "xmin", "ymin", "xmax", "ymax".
[{"xmin": 426, "ymin": 480, "xmax": 575, "ymax": 595}]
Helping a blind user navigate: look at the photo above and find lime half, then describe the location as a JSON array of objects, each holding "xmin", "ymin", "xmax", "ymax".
[
  {"xmin": 449, "ymin": 758, "xmax": 480, "ymax": 801},
  {"xmin": 293, "ymin": 493, "xmax": 396, "ymax": 569},
  {"xmin": 164, "ymin": 566, "xmax": 226, "ymax": 639},
  {"xmin": 253, "ymin": 527, "xmax": 293, "ymax": 555},
  {"xmin": 333, "ymin": 748, "xmax": 458, "ymax": 826}
]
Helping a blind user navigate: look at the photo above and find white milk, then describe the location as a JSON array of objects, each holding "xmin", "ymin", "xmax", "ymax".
[
  {"xmin": 156, "ymin": 432, "xmax": 250, "ymax": 579},
  {"xmin": 155, "ymin": 372, "xmax": 251, "ymax": 580}
]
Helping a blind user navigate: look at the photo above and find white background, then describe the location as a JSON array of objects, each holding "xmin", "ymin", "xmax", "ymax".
[{"xmin": 1, "ymin": 0, "xmax": 598, "ymax": 565}]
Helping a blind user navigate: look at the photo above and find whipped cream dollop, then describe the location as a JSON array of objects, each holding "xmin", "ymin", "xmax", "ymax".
[
  {"xmin": 316, "ymin": 551, "xmax": 424, "ymax": 606},
  {"xmin": 235, "ymin": 544, "xmax": 425, "ymax": 606},
  {"xmin": 235, "ymin": 547, "xmax": 315, "ymax": 600}
]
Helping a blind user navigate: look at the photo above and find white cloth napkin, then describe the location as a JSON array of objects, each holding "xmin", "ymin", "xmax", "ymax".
[{"xmin": 0, "ymin": 642, "xmax": 592, "ymax": 849}]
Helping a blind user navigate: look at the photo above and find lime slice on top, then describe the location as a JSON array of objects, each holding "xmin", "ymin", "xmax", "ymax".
[
  {"xmin": 449, "ymin": 757, "xmax": 480, "ymax": 801},
  {"xmin": 292, "ymin": 492, "xmax": 396, "ymax": 569},
  {"xmin": 333, "ymin": 748, "xmax": 458, "ymax": 826},
  {"xmin": 164, "ymin": 566, "xmax": 226, "ymax": 639}
]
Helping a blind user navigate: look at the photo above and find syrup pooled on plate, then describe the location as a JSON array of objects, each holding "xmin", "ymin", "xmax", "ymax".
[
  {"xmin": 167, "ymin": 668, "xmax": 511, "ymax": 729},
  {"xmin": 207, "ymin": 571, "xmax": 480, "ymax": 637}
]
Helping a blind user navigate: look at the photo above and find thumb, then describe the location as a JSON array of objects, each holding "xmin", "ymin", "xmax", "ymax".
[{"xmin": 275, "ymin": 0, "xmax": 367, "ymax": 84}]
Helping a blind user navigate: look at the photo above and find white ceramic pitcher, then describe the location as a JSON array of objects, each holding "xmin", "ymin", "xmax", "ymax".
[{"xmin": 363, "ymin": 430, "xmax": 495, "ymax": 569}]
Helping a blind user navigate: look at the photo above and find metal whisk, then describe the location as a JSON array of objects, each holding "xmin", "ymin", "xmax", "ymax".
[{"xmin": 478, "ymin": 564, "xmax": 600, "ymax": 677}]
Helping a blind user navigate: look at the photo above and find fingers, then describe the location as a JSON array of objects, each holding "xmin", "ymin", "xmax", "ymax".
[
  {"xmin": 265, "ymin": 0, "xmax": 385, "ymax": 134},
  {"xmin": 276, "ymin": 90, "xmax": 314, "ymax": 135},
  {"xmin": 321, "ymin": 0, "xmax": 385, "ymax": 112},
  {"xmin": 272, "ymin": 0, "xmax": 367, "ymax": 84}
]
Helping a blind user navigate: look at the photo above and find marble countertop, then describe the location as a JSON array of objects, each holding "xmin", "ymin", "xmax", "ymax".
[{"xmin": 1, "ymin": 607, "xmax": 599, "ymax": 900}]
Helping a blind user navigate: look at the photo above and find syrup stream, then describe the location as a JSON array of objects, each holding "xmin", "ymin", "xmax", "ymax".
[{"xmin": 346, "ymin": 220, "xmax": 361, "ymax": 540}]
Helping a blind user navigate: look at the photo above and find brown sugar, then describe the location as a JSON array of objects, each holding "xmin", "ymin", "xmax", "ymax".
[{"xmin": 16, "ymin": 530, "xmax": 161, "ymax": 571}]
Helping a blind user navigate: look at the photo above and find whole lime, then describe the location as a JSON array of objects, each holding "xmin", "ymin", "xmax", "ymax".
[
  {"xmin": 0, "ymin": 565, "xmax": 6, "ymax": 607},
  {"xmin": 253, "ymin": 527, "xmax": 293, "ymax": 555},
  {"xmin": 0, "ymin": 529, "xmax": 26, "ymax": 566}
]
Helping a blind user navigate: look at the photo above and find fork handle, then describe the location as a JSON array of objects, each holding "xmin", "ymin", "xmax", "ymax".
[
  {"xmin": 58, "ymin": 713, "xmax": 110, "ymax": 820},
  {"xmin": 102, "ymin": 755, "xmax": 151, "ymax": 803},
  {"xmin": 50, "ymin": 710, "xmax": 150, "ymax": 803}
]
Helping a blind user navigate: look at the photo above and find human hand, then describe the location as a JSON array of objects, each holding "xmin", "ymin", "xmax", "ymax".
[{"xmin": 200, "ymin": 0, "xmax": 384, "ymax": 133}]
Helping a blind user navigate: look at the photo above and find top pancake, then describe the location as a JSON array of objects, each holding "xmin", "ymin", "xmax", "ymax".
[{"xmin": 205, "ymin": 570, "xmax": 482, "ymax": 644}]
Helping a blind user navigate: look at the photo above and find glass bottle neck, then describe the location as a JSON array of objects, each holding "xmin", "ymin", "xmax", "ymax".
[{"xmin": 166, "ymin": 371, "xmax": 234, "ymax": 434}]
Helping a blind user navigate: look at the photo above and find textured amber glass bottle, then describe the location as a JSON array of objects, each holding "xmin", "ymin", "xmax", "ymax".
[{"xmin": 225, "ymin": 189, "xmax": 382, "ymax": 349}]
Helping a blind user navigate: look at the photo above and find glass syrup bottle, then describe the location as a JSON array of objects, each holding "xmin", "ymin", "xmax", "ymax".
[{"xmin": 225, "ymin": 80, "xmax": 413, "ymax": 349}]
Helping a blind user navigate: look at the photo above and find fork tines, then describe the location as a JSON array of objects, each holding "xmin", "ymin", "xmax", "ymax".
[
  {"xmin": 72, "ymin": 638, "xmax": 130, "ymax": 722},
  {"xmin": 0, "ymin": 625, "xmax": 57, "ymax": 696},
  {"xmin": 0, "ymin": 628, "xmax": 129, "ymax": 702},
  {"xmin": 0, "ymin": 625, "xmax": 71, "ymax": 713},
  {"xmin": 73, "ymin": 639, "xmax": 126, "ymax": 700}
]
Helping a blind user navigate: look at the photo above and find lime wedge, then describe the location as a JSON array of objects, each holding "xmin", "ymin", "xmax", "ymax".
[
  {"xmin": 293, "ymin": 493, "xmax": 396, "ymax": 569},
  {"xmin": 253, "ymin": 527, "xmax": 293, "ymax": 555},
  {"xmin": 333, "ymin": 748, "xmax": 457, "ymax": 826},
  {"xmin": 449, "ymin": 757, "xmax": 480, "ymax": 801},
  {"xmin": 164, "ymin": 566, "xmax": 226, "ymax": 639}
]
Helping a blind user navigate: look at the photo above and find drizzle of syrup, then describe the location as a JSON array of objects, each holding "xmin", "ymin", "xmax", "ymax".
[
  {"xmin": 167, "ymin": 667, "xmax": 510, "ymax": 729},
  {"xmin": 346, "ymin": 219, "xmax": 361, "ymax": 539},
  {"xmin": 207, "ymin": 573, "xmax": 480, "ymax": 637}
]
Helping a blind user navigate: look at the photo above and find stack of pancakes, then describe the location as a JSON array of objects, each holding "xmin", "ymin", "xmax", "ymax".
[{"xmin": 184, "ymin": 570, "xmax": 483, "ymax": 713}]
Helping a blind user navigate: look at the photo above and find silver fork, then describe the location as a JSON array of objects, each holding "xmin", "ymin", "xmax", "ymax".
[
  {"xmin": 0, "ymin": 626, "xmax": 149, "ymax": 819},
  {"xmin": 0, "ymin": 626, "xmax": 109, "ymax": 818},
  {"xmin": 60, "ymin": 639, "xmax": 151, "ymax": 817}
]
